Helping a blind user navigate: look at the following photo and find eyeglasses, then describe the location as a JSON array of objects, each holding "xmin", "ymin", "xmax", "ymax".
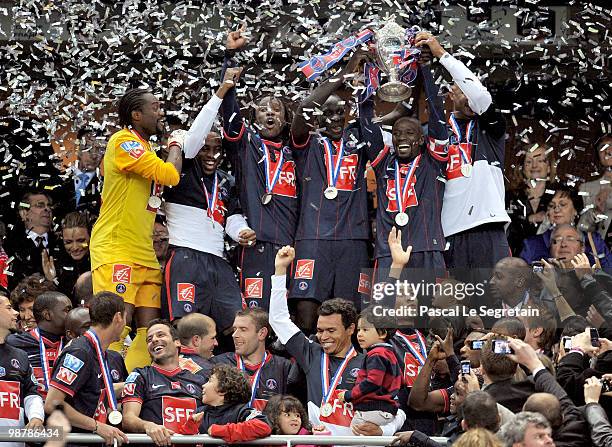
[
  {"xmin": 551, "ymin": 236, "xmax": 582, "ymax": 245},
  {"xmin": 547, "ymin": 202, "xmax": 571, "ymax": 212}
]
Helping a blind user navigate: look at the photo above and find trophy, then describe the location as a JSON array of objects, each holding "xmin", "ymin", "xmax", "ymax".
[{"xmin": 373, "ymin": 20, "xmax": 413, "ymax": 103}]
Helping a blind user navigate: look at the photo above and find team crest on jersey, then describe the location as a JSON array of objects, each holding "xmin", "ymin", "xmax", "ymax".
[
  {"xmin": 11, "ymin": 359, "xmax": 20, "ymax": 369},
  {"xmin": 56, "ymin": 366, "xmax": 77, "ymax": 385},
  {"xmin": 126, "ymin": 372, "xmax": 140, "ymax": 383},
  {"xmin": 0, "ymin": 367, "xmax": 5, "ymax": 377},
  {"xmin": 298, "ymin": 281, "xmax": 308, "ymax": 291},
  {"xmin": 112, "ymin": 264, "xmax": 132, "ymax": 283},
  {"xmin": 116, "ymin": 284, "xmax": 127, "ymax": 294},
  {"xmin": 294, "ymin": 259, "xmax": 315, "ymax": 280},
  {"xmin": 120, "ymin": 141, "xmax": 146, "ymax": 160},
  {"xmin": 244, "ymin": 278, "xmax": 263, "ymax": 299},
  {"xmin": 186, "ymin": 383, "xmax": 197, "ymax": 395},
  {"xmin": 111, "ymin": 369, "xmax": 120, "ymax": 381},
  {"xmin": 177, "ymin": 283, "xmax": 195, "ymax": 303},
  {"xmin": 0, "ymin": 382, "xmax": 20, "ymax": 420},
  {"xmin": 265, "ymin": 378, "xmax": 277, "ymax": 390},
  {"xmin": 350, "ymin": 367, "xmax": 360, "ymax": 378},
  {"xmin": 249, "ymin": 300, "xmax": 259, "ymax": 308},
  {"xmin": 63, "ymin": 354, "xmax": 85, "ymax": 372},
  {"xmin": 183, "ymin": 303, "xmax": 193, "ymax": 313}
]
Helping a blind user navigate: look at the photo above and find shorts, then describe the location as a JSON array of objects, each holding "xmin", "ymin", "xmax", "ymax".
[
  {"xmin": 373, "ymin": 252, "xmax": 446, "ymax": 285},
  {"xmin": 288, "ymin": 239, "xmax": 371, "ymax": 305},
  {"xmin": 161, "ymin": 246, "xmax": 245, "ymax": 331},
  {"xmin": 238, "ymin": 242, "xmax": 289, "ymax": 311},
  {"xmin": 92, "ymin": 263, "xmax": 161, "ymax": 308}
]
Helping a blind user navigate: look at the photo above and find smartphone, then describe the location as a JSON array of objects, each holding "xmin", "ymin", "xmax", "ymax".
[
  {"xmin": 562, "ymin": 336, "xmax": 572, "ymax": 350},
  {"xmin": 532, "ymin": 261, "xmax": 545, "ymax": 274},
  {"xmin": 591, "ymin": 328, "xmax": 601, "ymax": 348},
  {"xmin": 493, "ymin": 339, "xmax": 513, "ymax": 354},
  {"xmin": 602, "ymin": 379, "xmax": 612, "ymax": 393},
  {"xmin": 470, "ymin": 339, "xmax": 485, "ymax": 350},
  {"xmin": 461, "ymin": 360, "xmax": 471, "ymax": 375}
]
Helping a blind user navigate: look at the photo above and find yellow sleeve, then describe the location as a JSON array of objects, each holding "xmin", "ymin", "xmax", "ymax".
[{"xmin": 114, "ymin": 139, "xmax": 180, "ymax": 186}]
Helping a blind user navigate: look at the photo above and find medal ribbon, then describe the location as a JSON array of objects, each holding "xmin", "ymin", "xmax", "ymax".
[
  {"xmin": 236, "ymin": 351, "xmax": 270, "ymax": 407},
  {"xmin": 262, "ymin": 142, "xmax": 284, "ymax": 195},
  {"xmin": 32, "ymin": 329, "xmax": 63, "ymax": 391},
  {"xmin": 320, "ymin": 346, "xmax": 357, "ymax": 406},
  {"xmin": 394, "ymin": 155, "xmax": 421, "ymax": 214},
  {"xmin": 202, "ymin": 174, "xmax": 219, "ymax": 219},
  {"xmin": 322, "ymin": 138, "xmax": 344, "ymax": 189},
  {"xmin": 449, "ymin": 116, "xmax": 475, "ymax": 166},
  {"xmin": 396, "ymin": 330, "xmax": 427, "ymax": 366},
  {"xmin": 84, "ymin": 329, "xmax": 119, "ymax": 413}
]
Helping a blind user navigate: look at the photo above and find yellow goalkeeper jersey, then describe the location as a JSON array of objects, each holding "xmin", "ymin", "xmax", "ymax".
[{"xmin": 90, "ymin": 128, "xmax": 180, "ymax": 270}]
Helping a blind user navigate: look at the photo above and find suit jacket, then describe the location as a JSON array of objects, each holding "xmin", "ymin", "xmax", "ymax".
[
  {"xmin": 4, "ymin": 227, "xmax": 60, "ymax": 289},
  {"xmin": 533, "ymin": 369, "xmax": 590, "ymax": 447},
  {"xmin": 483, "ymin": 377, "xmax": 536, "ymax": 413},
  {"xmin": 53, "ymin": 173, "xmax": 102, "ymax": 219}
]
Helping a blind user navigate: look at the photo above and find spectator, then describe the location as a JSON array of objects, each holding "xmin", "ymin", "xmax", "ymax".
[
  {"xmin": 520, "ymin": 186, "xmax": 612, "ymax": 267},
  {"xmin": 579, "ymin": 135, "xmax": 612, "ymax": 241},
  {"xmin": 152, "ymin": 217, "xmax": 169, "ymax": 270},
  {"xmin": 583, "ymin": 375, "xmax": 612, "ymax": 447},
  {"xmin": 42, "ymin": 211, "xmax": 91, "ymax": 300},
  {"xmin": 5, "ymin": 191, "xmax": 60, "ymax": 289},
  {"xmin": 492, "ymin": 317, "xmax": 527, "ymax": 340},
  {"xmin": 522, "ymin": 306, "xmax": 557, "ymax": 354},
  {"xmin": 460, "ymin": 330, "xmax": 487, "ymax": 373},
  {"xmin": 453, "ymin": 428, "xmax": 504, "ymax": 447},
  {"xmin": 73, "ymin": 271, "xmax": 94, "ymax": 307},
  {"xmin": 264, "ymin": 394, "xmax": 331, "ymax": 440},
  {"xmin": 498, "ymin": 411, "xmax": 555, "ymax": 447},
  {"xmin": 10, "ymin": 273, "xmax": 56, "ymax": 332},
  {"xmin": 506, "ymin": 144, "xmax": 557, "ymax": 256},
  {"xmin": 488, "ymin": 257, "xmax": 535, "ymax": 322}
]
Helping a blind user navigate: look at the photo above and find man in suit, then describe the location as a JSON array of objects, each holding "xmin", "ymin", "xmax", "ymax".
[{"xmin": 4, "ymin": 191, "xmax": 60, "ymax": 289}]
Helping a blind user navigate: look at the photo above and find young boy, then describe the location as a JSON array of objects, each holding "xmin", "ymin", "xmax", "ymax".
[
  {"xmin": 338, "ymin": 307, "xmax": 402, "ymax": 429},
  {"xmin": 189, "ymin": 364, "xmax": 272, "ymax": 442}
]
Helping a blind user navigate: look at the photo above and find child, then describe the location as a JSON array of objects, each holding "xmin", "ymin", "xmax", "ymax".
[
  {"xmin": 338, "ymin": 306, "xmax": 402, "ymax": 429},
  {"xmin": 264, "ymin": 395, "xmax": 330, "ymax": 446},
  {"xmin": 189, "ymin": 364, "xmax": 272, "ymax": 442}
]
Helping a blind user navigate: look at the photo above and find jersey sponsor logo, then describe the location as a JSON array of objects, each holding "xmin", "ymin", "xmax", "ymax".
[
  {"xmin": 120, "ymin": 141, "xmax": 146, "ymax": 160},
  {"xmin": 33, "ymin": 367, "xmax": 45, "ymax": 393},
  {"xmin": 63, "ymin": 353, "xmax": 85, "ymax": 372},
  {"xmin": 244, "ymin": 278, "xmax": 263, "ymax": 299},
  {"xmin": 385, "ymin": 178, "xmax": 418, "ymax": 212},
  {"xmin": 171, "ymin": 382, "xmax": 181, "ymax": 390},
  {"xmin": 56, "ymin": 366, "xmax": 78, "ymax": 385},
  {"xmin": 0, "ymin": 381, "xmax": 21, "ymax": 420},
  {"xmin": 272, "ymin": 161, "xmax": 298, "ymax": 198},
  {"xmin": 446, "ymin": 143, "xmax": 473, "ymax": 180},
  {"xmin": 358, "ymin": 273, "xmax": 371, "ymax": 295},
  {"xmin": 93, "ymin": 390, "xmax": 108, "ymax": 423},
  {"xmin": 318, "ymin": 389, "xmax": 354, "ymax": 427},
  {"xmin": 162, "ymin": 396, "xmax": 197, "ymax": 433},
  {"xmin": 11, "ymin": 359, "xmax": 20, "ymax": 369},
  {"xmin": 177, "ymin": 283, "xmax": 195, "ymax": 303},
  {"xmin": 294, "ymin": 259, "xmax": 315, "ymax": 280},
  {"xmin": 123, "ymin": 382, "xmax": 136, "ymax": 396},
  {"xmin": 403, "ymin": 352, "xmax": 423, "ymax": 387},
  {"xmin": 330, "ymin": 153, "xmax": 359, "ymax": 192},
  {"xmin": 152, "ymin": 384, "xmax": 164, "ymax": 390},
  {"xmin": 112, "ymin": 264, "xmax": 132, "ymax": 284}
]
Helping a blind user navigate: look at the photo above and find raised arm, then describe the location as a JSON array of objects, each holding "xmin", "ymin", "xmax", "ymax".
[
  {"xmin": 270, "ymin": 246, "xmax": 301, "ymax": 344},
  {"xmin": 220, "ymin": 26, "xmax": 249, "ymax": 143},
  {"xmin": 408, "ymin": 342, "xmax": 449, "ymax": 412},
  {"xmin": 292, "ymin": 51, "xmax": 370, "ymax": 146}
]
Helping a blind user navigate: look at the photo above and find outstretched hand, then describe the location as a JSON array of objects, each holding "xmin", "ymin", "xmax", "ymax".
[
  {"xmin": 275, "ymin": 245, "xmax": 295, "ymax": 274},
  {"xmin": 226, "ymin": 24, "xmax": 248, "ymax": 51},
  {"xmin": 389, "ymin": 227, "xmax": 412, "ymax": 268}
]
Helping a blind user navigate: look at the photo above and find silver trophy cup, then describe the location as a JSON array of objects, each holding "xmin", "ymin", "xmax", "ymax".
[{"xmin": 374, "ymin": 20, "xmax": 412, "ymax": 103}]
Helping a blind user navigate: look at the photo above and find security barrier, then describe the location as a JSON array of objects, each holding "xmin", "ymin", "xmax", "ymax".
[{"xmin": 0, "ymin": 433, "xmax": 450, "ymax": 445}]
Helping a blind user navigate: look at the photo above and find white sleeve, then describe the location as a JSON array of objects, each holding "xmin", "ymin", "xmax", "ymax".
[
  {"xmin": 269, "ymin": 274, "xmax": 301, "ymax": 344},
  {"xmin": 24, "ymin": 394, "xmax": 45, "ymax": 422},
  {"xmin": 439, "ymin": 53, "xmax": 492, "ymax": 115},
  {"xmin": 183, "ymin": 94, "xmax": 224, "ymax": 159},
  {"xmin": 225, "ymin": 214, "xmax": 250, "ymax": 242},
  {"xmin": 381, "ymin": 409, "xmax": 406, "ymax": 436},
  {"xmin": 382, "ymin": 130, "xmax": 394, "ymax": 150}
]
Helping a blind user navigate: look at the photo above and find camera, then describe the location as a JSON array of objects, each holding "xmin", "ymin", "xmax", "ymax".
[
  {"xmin": 601, "ymin": 379, "xmax": 612, "ymax": 394},
  {"xmin": 562, "ymin": 336, "xmax": 572, "ymax": 350},
  {"xmin": 470, "ymin": 340, "xmax": 484, "ymax": 350},
  {"xmin": 591, "ymin": 328, "xmax": 601, "ymax": 348},
  {"xmin": 493, "ymin": 339, "xmax": 513, "ymax": 355},
  {"xmin": 461, "ymin": 360, "xmax": 471, "ymax": 375},
  {"xmin": 532, "ymin": 261, "xmax": 545, "ymax": 274}
]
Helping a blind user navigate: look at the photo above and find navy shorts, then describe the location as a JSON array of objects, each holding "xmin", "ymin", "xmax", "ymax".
[
  {"xmin": 288, "ymin": 239, "xmax": 371, "ymax": 305},
  {"xmin": 373, "ymin": 251, "xmax": 446, "ymax": 285},
  {"xmin": 238, "ymin": 241, "xmax": 289, "ymax": 311},
  {"xmin": 161, "ymin": 246, "xmax": 245, "ymax": 331}
]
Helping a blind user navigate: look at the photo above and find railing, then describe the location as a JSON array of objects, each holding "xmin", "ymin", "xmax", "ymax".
[{"xmin": 0, "ymin": 433, "xmax": 450, "ymax": 445}]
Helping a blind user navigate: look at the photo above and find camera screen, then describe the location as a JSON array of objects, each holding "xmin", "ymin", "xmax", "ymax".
[
  {"xmin": 493, "ymin": 340, "xmax": 512, "ymax": 354},
  {"xmin": 471, "ymin": 340, "xmax": 484, "ymax": 350}
]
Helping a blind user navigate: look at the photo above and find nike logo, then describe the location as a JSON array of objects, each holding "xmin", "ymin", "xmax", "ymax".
[
  {"xmin": 152, "ymin": 384, "xmax": 164, "ymax": 389},
  {"xmin": 97, "ymin": 373, "xmax": 103, "ymax": 378}
]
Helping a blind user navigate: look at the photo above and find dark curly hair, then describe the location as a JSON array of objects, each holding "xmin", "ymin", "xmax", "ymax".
[
  {"xmin": 264, "ymin": 395, "xmax": 311, "ymax": 434},
  {"xmin": 10, "ymin": 273, "xmax": 56, "ymax": 309},
  {"xmin": 318, "ymin": 298, "xmax": 357, "ymax": 329},
  {"xmin": 210, "ymin": 364, "xmax": 251, "ymax": 406},
  {"xmin": 245, "ymin": 95, "xmax": 295, "ymax": 143}
]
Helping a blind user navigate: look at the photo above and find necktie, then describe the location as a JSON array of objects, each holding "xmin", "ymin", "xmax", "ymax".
[{"xmin": 35, "ymin": 236, "xmax": 45, "ymax": 248}]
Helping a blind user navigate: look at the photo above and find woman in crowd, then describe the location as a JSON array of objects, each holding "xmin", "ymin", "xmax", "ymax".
[
  {"xmin": 520, "ymin": 185, "xmax": 612, "ymax": 266},
  {"xmin": 506, "ymin": 143, "xmax": 557, "ymax": 255}
]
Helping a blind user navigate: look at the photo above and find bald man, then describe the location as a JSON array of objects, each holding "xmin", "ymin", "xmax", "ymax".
[
  {"xmin": 489, "ymin": 257, "xmax": 533, "ymax": 311},
  {"xmin": 176, "ymin": 312, "xmax": 216, "ymax": 378},
  {"xmin": 73, "ymin": 271, "xmax": 93, "ymax": 307}
]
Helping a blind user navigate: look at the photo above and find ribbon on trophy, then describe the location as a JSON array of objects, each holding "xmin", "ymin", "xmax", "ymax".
[
  {"xmin": 363, "ymin": 62, "xmax": 380, "ymax": 101},
  {"xmin": 299, "ymin": 29, "xmax": 374, "ymax": 82},
  {"xmin": 398, "ymin": 26, "xmax": 421, "ymax": 85}
]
